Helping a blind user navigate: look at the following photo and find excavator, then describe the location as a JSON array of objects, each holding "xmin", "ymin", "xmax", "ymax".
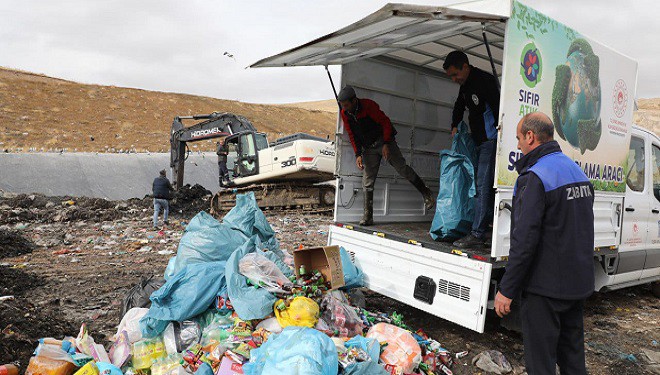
[{"xmin": 170, "ymin": 112, "xmax": 336, "ymax": 214}]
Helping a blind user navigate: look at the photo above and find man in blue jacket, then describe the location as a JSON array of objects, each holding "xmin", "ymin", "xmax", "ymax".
[
  {"xmin": 152, "ymin": 169, "xmax": 174, "ymax": 228},
  {"xmin": 495, "ymin": 112, "xmax": 594, "ymax": 374}
]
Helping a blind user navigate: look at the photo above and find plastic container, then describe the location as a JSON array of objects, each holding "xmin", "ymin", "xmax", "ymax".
[
  {"xmin": 25, "ymin": 356, "xmax": 76, "ymax": 375},
  {"xmin": 132, "ymin": 341, "xmax": 153, "ymax": 370},
  {"xmin": 0, "ymin": 365, "xmax": 18, "ymax": 375}
]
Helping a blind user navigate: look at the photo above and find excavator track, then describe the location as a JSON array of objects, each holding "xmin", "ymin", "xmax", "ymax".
[{"xmin": 210, "ymin": 183, "xmax": 335, "ymax": 216}]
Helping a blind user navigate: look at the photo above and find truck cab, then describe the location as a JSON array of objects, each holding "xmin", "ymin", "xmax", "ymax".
[{"xmin": 253, "ymin": 0, "xmax": 658, "ymax": 332}]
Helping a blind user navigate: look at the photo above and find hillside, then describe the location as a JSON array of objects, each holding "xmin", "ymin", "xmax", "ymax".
[
  {"xmin": 0, "ymin": 67, "xmax": 336, "ymax": 152},
  {"xmin": 0, "ymin": 67, "xmax": 657, "ymax": 153}
]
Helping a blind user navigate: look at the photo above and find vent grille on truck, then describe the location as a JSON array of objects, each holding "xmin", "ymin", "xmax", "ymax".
[{"xmin": 438, "ymin": 279, "xmax": 470, "ymax": 302}]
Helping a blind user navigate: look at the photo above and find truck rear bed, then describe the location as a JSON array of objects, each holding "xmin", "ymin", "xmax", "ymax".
[{"xmin": 340, "ymin": 221, "xmax": 498, "ymax": 265}]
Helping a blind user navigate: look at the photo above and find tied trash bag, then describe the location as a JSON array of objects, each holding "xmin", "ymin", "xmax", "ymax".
[
  {"xmin": 140, "ymin": 261, "xmax": 227, "ymax": 338},
  {"xmin": 430, "ymin": 122, "xmax": 477, "ymax": 241},
  {"xmin": 223, "ymin": 192, "xmax": 282, "ymax": 256},
  {"xmin": 172, "ymin": 212, "xmax": 246, "ymax": 274},
  {"xmin": 239, "ymin": 252, "xmax": 292, "ymax": 293},
  {"xmin": 243, "ymin": 326, "xmax": 338, "ymax": 375},
  {"xmin": 320, "ymin": 291, "xmax": 363, "ymax": 337},
  {"xmin": 274, "ymin": 296, "xmax": 320, "ymax": 328},
  {"xmin": 226, "ymin": 236, "xmax": 292, "ymax": 320},
  {"xmin": 366, "ymin": 323, "xmax": 422, "ymax": 373},
  {"xmin": 339, "ymin": 247, "xmax": 364, "ymax": 290}
]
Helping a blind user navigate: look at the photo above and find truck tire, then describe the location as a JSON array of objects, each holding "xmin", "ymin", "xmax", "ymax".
[{"xmin": 652, "ymin": 281, "xmax": 660, "ymax": 298}]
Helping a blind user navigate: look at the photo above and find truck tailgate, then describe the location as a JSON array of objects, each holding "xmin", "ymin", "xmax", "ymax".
[{"xmin": 329, "ymin": 225, "xmax": 493, "ymax": 333}]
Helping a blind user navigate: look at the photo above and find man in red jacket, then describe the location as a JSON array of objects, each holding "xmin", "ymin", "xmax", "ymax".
[{"xmin": 338, "ymin": 85, "xmax": 434, "ymax": 226}]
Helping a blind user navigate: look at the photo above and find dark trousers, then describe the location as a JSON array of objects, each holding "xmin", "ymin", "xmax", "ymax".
[
  {"xmin": 521, "ymin": 292, "xmax": 587, "ymax": 375},
  {"xmin": 362, "ymin": 140, "xmax": 418, "ymax": 192},
  {"xmin": 472, "ymin": 139, "xmax": 496, "ymax": 238},
  {"xmin": 218, "ymin": 162, "xmax": 229, "ymax": 179}
]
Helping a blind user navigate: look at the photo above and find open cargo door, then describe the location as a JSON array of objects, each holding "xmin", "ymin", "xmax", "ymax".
[{"xmin": 252, "ymin": 1, "xmax": 508, "ymax": 224}]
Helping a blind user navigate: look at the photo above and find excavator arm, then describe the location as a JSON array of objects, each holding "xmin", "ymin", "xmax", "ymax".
[{"xmin": 170, "ymin": 112, "xmax": 257, "ymax": 189}]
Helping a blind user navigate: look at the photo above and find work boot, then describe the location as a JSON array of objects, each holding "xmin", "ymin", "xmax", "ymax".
[
  {"xmin": 411, "ymin": 175, "xmax": 435, "ymax": 211},
  {"xmin": 453, "ymin": 234, "xmax": 485, "ymax": 248},
  {"xmin": 359, "ymin": 190, "xmax": 374, "ymax": 226}
]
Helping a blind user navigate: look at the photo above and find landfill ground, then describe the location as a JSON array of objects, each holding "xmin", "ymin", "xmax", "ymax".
[{"xmin": 1, "ymin": 189, "xmax": 659, "ymax": 375}]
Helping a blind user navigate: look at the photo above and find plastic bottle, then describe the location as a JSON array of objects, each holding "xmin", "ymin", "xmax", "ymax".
[
  {"xmin": 151, "ymin": 358, "xmax": 164, "ymax": 375},
  {"xmin": 132, "ymin": 341, "xmax": 152, "ymax": 370},
  {"xmin": 0, "ymin": 365, "xmax": 18, "ymax": 375}
]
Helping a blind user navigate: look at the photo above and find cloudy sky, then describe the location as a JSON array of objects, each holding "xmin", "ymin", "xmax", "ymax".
[{"xmin": 1, "ymin": 1, "xmax": 657, "ymax": 103}]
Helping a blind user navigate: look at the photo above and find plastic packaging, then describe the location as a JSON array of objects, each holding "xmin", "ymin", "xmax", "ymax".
[
  {"xmin": 243, "ymin": 326, "xmax": 338, "ymax": 375},
  {"xmin": 0, "ymin": 365, "xmax": 18, "ymax": 375},
  {"xmin": 255, "ymin": 317, "xmax": 283, "ymax": 334},
  {"xmin": 140, "ymin": 261, "xmax": 227, "ymax": 338},
  {"xmin": 338, "ymin": 247, "xmax": 364, "ymax": 290},
  {"xmin": 73, "ymin": 361, "xmax": 98, "ymax": 375},
  {"xmin": 75, "ymin": 325, "xmax": 110, "ymax": 363},
  {"xmin": 114, "ymin": 307, "xmax": 148, "ymax": 343},
  {"xmin": 226, "ymin": 237, "xmax": 290, "ymax": 320},
  {"xmin": 366, "ymin": 323, "xmax": 422, "ymax": 373},
  {"xmin": 472, "ymin": 350, "xmax": 512, "ymax": 375},
  {"xmin": 108, "ymin": 331, "xmax": 131, "ymax": 368},
  {"xmin": 238, "ymin": 252, "xmax": 292, "ymax": 293},
  {"xmin": 320, "ymin": 291, "xmax": 363, "ymax": 337},
  {"xmin": 95, "ymin": 363, "xmax": 122, "ymax": 375},
  {"xmin": 131, "ymin": 340, "xmax": 153, "ymax": 370},
  {"xmin": 25, "ymin": 356, "xmax": 76, "ymax": 375},
  {"xmin": 274, "ymin": 296, "xmax": 320, "ymax": 328},
  {"xmin": 163, "ymin": 321, "xmax": 202, "ymax": 355}
]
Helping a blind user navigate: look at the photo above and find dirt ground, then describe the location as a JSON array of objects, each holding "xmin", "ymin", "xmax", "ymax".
[{"xmin": 1, "ymin": 191, "xmax": 659, "ymax": 374}]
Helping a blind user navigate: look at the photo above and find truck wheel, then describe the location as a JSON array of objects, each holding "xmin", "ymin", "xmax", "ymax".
[{"xmin": 652, "ymin": 281, "xmax": 660, "ymax": 298}]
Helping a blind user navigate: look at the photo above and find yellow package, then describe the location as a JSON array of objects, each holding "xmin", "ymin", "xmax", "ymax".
[
  {"xmin": 74, "ymin": 361, "xmax": 98, "ymax": 375},
  {"xmin": 274, "ymin": 297, "xmax": 319, "ymax": 328}
]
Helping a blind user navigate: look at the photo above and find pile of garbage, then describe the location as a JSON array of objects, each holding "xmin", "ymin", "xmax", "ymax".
[{"xmin": 20, "ymin": 193, "xmax": 505, "ymax": 375}]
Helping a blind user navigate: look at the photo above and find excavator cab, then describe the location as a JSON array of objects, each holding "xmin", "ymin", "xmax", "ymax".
[{"xmin": 225, "ymin": 131, "xmax": 269, "ymax": 180}]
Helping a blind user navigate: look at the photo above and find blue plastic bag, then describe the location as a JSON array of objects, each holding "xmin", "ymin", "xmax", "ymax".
[
  {"xmin": 226, "ymin": 236, "xmax": 292, "ymax": 320},
  {"xmin": 172, "ymin": 212, "xmax": 246, "ymax": 274},
  {"xmin": 429, "ymin": 153, "xmax": 476, "ymax": 240},
  {"xmin": 140, "ymin": 261, "xmax": 226, "ymax": 338},
  {"xmin": 339, "ymin": 247, "xmax": 364, "ymax": 290},
  {"xmin": 343, "ymin": 336, "xmax": 388, "ymax": 375},
  {"xmin": 223, "ymin": 192, "xmax": 282, "ymax": 257},
  {"xmin": 243, "ymin": 326, "xmax": 338, "ymax": 375},
  {"xmin": 452, "ymin": 121, "xmax": 477, "ymax": 167}
]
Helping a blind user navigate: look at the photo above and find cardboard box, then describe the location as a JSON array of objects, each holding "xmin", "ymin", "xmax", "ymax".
[{"xmin": 293, "ymin": 245, "xmax": 345, "ymax": 289}]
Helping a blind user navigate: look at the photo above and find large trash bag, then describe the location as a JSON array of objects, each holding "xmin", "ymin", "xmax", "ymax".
[
  {"xmin": 223, "ymin": 192, "xmax": 282, "ymax": 257},
  {"xmin": 429, "ymin": 121, "xmax": 477, "ymax": 241},
  {"xmin": 243, "ymin": 326, "xmax": 338, "ymax": 375},
  {"xmin": 452, "ymin": 121, "xmax": 477, "ymax": 166},
  {"xmin": 172, "ymin": 212, "xmax": 246, "ymax": 274},
  {"xmin": 320, "ymin": 291, "xmax": 363, "ymax": 337},
  {"xmin": 226, "ymin": 237, "xmax": 291, "ymax": 320},
  {"xmin": 339, "ymin": 247, "xmax": 364, "ymax": 290},
  {"xmin": 121, "ymin": 276, "xmax": 165, "ymax": 316},
  {"xmin": 139, "ymin": 261, "xmax": 226, "ymax": 338},
  {"xmin": 239, "ymin": 252, "xmax": 292, "ymax": 293}
]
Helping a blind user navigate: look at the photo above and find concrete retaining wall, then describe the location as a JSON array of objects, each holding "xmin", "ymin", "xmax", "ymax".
[{"xmin": 0, "ymin": 153, "xmax": 222, "ymax": 200}]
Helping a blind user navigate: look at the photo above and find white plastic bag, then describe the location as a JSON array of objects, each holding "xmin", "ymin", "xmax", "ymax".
[
  {"xmin": 255, "ymin": 317, "xmax": 283, "ymax": 333},
  {"xmin": 238, "ymin": 252, "xmax": 292, "ymax": 293},
  {"xmin": 114, "ymin": 307, "xmax": 149, "ymax": 343}
]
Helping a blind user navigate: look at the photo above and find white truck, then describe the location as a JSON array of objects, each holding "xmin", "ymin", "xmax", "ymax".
[{"xmin": 252, "ymin": 0, "xmax": 660, "ymax": 332}]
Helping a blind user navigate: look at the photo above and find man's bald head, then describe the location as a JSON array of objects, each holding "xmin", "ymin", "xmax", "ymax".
[
  {"xmin": 516, "ymin": 112, "xmax": 555, "ymax": 155},
  {"xmin": 520, "ymin": 112, "xmax": 554, "ymax": 143}
]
